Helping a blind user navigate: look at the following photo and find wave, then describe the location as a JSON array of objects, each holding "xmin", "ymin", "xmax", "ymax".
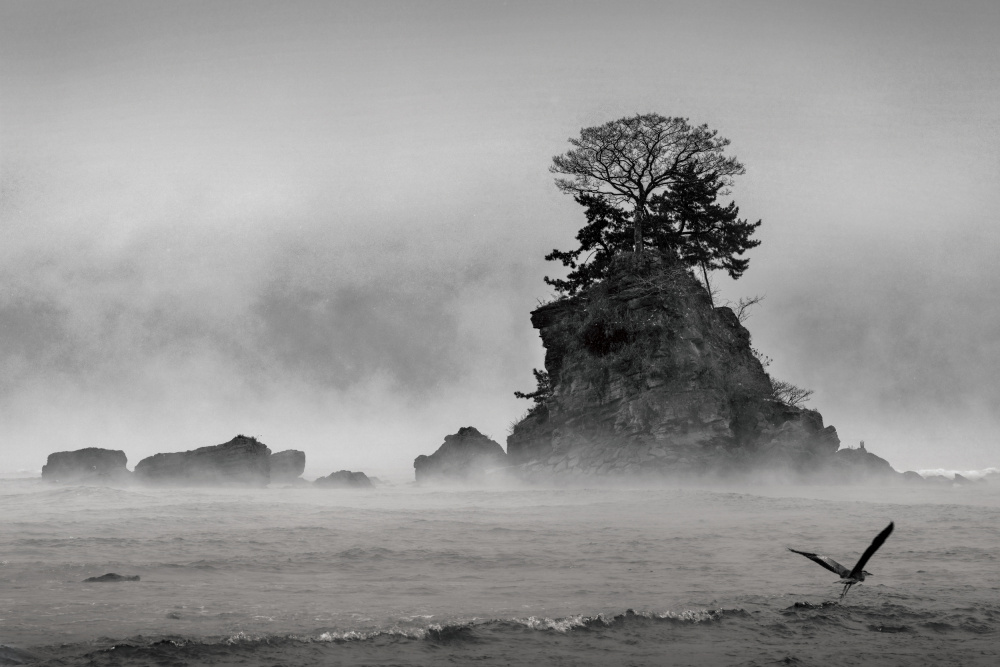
[
  {"xmin": 17, "ymin": 602, "xmax": 999, "ymax": 667},
  {"xmin": 311, "ymin": 607, "xmax": 739, "ymax": 643},
  {"xmin": 915, "ymin": 467, "xmax": 999, "ymax": 480}
]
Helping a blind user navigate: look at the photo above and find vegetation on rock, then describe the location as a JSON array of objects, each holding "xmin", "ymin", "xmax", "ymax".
[{"xmin": 547, "ymin": 113, "xmax": 760, "ymax": 296}]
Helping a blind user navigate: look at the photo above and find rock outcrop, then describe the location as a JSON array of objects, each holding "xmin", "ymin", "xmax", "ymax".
[
  {"xmin": 134, "ymin": 435, "xmax": 271, "ymax": 486},
  {"xmin": 314, "ymin": 470, "xmax": 373, "ymax": 488},
  {"xmin": 83, "ymin": 573, "xmax": 140, "ymax": 582},
  {"xmin": 507, "ymin": 255, "xmax": 892, "ymax": 481},
  {"xmin": 414, "ymin": 426, "xmax": 508, "ymax": 483},
  {"xmin": 830, "ymin": 442, "xmax": 898, "ymax": 481},
  {"xmin": 270, "ymin": 449, "xmax": 306, "ymax": 482},
  {"xmin": 41, "ymin": 448, "xmax": 131, "ymax": 484}
]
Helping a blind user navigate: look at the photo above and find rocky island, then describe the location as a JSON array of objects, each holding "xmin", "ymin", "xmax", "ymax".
[
  {"xmin": 504, "ymin": 255, "xmax": 899, "ymax": 483},
  {"xmin": 134, "ymin": 435, "xmax": 272, "ymax": 486},
  {"xmin": 413, "ymin": 427, "xmax": 508, "ymax": 483}
]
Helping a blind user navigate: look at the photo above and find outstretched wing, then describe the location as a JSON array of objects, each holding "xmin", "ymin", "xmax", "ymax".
[
  {"xmin": 788, "ymin": 548, "xmax": 850, "ymax": 577},
  {"xmin": 849, "ymin": 521, "xmax": 894, "ymax": 578}
]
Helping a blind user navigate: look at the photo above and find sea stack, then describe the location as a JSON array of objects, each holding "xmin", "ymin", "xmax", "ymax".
[
  {"xmin": 506, "ymin": 255, "xmax": 864, "ymax": 481},
  {"xmin": 41, "ymin": 448, "xmax": 131, "ymax": 485},
  {"xmin": 269, "ymin": 449, "xmax": 306, "ymax": 483},
  {"xmin": 414, "ymin": 426, "xmax": 508, "ymax": 483}
]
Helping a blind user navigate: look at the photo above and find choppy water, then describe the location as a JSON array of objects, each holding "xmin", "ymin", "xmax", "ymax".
[{"xmin": 1, "ymin": 478, "xmax": 998, "ymax": 666}]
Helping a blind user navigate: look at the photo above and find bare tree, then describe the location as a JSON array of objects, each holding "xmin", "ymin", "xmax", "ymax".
[
  {"xmin": 550, "ymin": 114, "xmax": 745, "ymax": 256},
  {"xmin": 771, "ymin": 379, "xmax": 814, "ymax": 407},
  {"xmin": 726, "ymin": 294, "xmax": 765, "ymax": 322}
]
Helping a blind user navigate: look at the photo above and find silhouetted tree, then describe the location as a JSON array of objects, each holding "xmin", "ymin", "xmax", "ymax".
[
  {"xmin": 550, "ymin": 113, "xmax": 744, "ymax": 257},
  {"xmin": 771, "ymin": 379, "xmax": 813, "ymax": 407},
  {"xmin": 647, "ymin": 166, "xmax": 761, "ymax": 303},
  {"xmin": 514, "ymin": 368, "xmax": 552, "ymax": 407},
  {"xmin": 544, "ymin": 165, "xmax": 761, "ymax": 297}
]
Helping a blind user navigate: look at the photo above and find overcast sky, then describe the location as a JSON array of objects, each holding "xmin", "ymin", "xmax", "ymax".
[{"xmin": 1, "ymin": 0, "xmax": 998, "ymax": 476}]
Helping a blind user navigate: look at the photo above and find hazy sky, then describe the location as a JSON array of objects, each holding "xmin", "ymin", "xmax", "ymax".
[{"xmin": 1, "ymin": 0, "xmax": 998, "ymax": 476}]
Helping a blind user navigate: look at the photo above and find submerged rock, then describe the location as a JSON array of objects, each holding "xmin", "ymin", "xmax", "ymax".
[
  {"xmin": 83, "ymin": 573, "xmax": 140, "ymax": 582},
  {"xmin": 270, "ymin": 449, "xmax": 306, "ymax": 483},
  {"xmin": 41, "ymin": 448, "xmax": 131, "ymax": 485},
  {"xmin": 314, "ymin": 470, "xmax": 373, "ymax": 488},
  {"xmin": 134, "ymin": 435, "xmax": 271, "ymax": 487},
  {"xmin": 506, "ymin": 255, "xmax": 893, "ymax": 482},
  {"xmin": 414, "ymin": 426, "xmax": 507, "ymax": 483}
]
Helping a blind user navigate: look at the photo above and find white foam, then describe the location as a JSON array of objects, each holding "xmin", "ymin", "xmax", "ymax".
[
  {"xmin": 520, "ymin": 615, "xmax": 590, "ymax": 632},
  {"xmin": 316, "ymin": 627, "xmax": 427, "ymax": 642},
  {"xmin": 916, "ymin": 467, "xmax": 999, "ymax": 480}
]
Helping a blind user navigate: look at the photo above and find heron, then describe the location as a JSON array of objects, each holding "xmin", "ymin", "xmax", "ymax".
[{"xmin": 789, "ymin": 521, "xmax": 894, "ymax": 600}]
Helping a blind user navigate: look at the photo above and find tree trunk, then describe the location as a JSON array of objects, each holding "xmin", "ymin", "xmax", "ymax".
[
  {"xmin": 701, "ymin": 262, "xmax": 714, "ymax": 306},
  {"xmin": 633, "ymin": 203, "xmax": 644, "ymax": 256}
]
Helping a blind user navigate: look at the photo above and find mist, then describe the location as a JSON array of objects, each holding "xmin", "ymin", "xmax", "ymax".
[{"xmin": 2, "ymin": 0, "xmax": 998, "ymax": 476}]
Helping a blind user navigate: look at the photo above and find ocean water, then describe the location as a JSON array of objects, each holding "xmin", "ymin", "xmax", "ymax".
[{"xmin": 1, "ymin": 478, "xmax": 998, "ymax": 666}]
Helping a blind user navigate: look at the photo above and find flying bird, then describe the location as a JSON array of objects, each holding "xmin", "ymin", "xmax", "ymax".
[{"xmin": 789, "ymin": 521, "xmax": 894, "ymax": 600}]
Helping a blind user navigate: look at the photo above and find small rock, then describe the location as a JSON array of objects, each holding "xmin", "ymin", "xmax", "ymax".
[
  {"xmin": 314, "ymin": 470, "xmax": 373, "ymax": 488},
  {"xmin": 84, "ymin": 573, "xmax": 140, "ymax": 582}
]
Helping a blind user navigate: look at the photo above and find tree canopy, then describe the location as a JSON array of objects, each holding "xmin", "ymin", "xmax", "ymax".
[
  {"xmin": 546, "ymin": 114, "xmax": 761, "ymax": 296},
  {"xmin": 550, "ymin": 113, "xmax": 745, "ymax": 256}
]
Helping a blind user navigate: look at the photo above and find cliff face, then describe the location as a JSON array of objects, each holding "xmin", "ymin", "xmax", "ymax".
[{"xmin": 507, "ymin": 256, "xmax": 843, "ymax": 479}]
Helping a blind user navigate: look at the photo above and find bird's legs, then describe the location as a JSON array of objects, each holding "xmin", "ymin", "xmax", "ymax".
[{"xmin": 839, "ymin": 581, "xmax": 855, "ymax": 601}]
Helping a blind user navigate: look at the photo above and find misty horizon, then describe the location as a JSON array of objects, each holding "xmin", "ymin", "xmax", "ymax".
[{"xmin": 2, "ymin": 0, "xmax": 999, "ymax": 476}]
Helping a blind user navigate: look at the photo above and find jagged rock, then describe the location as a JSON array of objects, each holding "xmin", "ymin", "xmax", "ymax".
[
  {"xmin": 134, "ymin": 435, "xmax": 271, "ymax": 486},
  {"xmin": 270, "ymin": 449, "xmax": 306, "ymax": 482},
  {"xmin": 953, "ymin": 473, "xmax": 973, "ymax": 485},
  {"xmin": 507, "ymin": 255, "xmax": 880, "ymax": 481},
  {"xmin": 414, "ymin": 426, "xmax": 507, "ymax": 483},
  {"xmin": 314, "ymin": 470, "xmax": 373, "ymax": 488},
  {"xmin": 83, "ymin": 573, "xmax": 140, "ymax": 582},
  {"xmin": 41, "ymin": 448, "xmax": 131, "ymax": 485}
]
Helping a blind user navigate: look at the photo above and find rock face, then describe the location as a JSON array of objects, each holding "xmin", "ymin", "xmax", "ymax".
[
  {"xmin": 507, "ymin": 256, "xmax": 878, "ymax": 481},
  {"xmin": 270, "ymin": 449, "xmax": 306, "ymax": 482},
  {"xmin": 414, "ymin": 427, "xmax": 508, "ymax": 483},
  {"xmin": 41, "ymin": 448, "xmax": 131, "ymax": 484},
  {"xmin": 314, "ymin": 470, "xmax": 373, "ymax": 488},
  {"xmin": 134, "ymin": 435, "xmax": 271, "ymax": 486}
]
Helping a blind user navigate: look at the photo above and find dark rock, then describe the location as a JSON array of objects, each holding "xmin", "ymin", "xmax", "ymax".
[
  {"xmin": 831, "ymin": 445, "xmax": 898, "ymax": 480},
  {"xmin": 270, "ymin": 449, "xmax": 306, "ymax": 482},
  {"xmin": 506, "ymin": 255, "xmax": 896, "ymax": 482},
  {"xmin": 134, "ymin": 435, "xmax": 271, "ymax": 486},
  {"xmin": 314, "ymin": 470, "xmax": 373, "ymax": 488},
  {"xmin": 41, "ymin": 448, "xmax": 131, "ymax": 485},
  {"xmin": 83, "ymin": 573, "xmax": 140, "ymax": 582},
  {"xmin": 414, "ymin": 426, "xmax": 507, "ymax": 483}
]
